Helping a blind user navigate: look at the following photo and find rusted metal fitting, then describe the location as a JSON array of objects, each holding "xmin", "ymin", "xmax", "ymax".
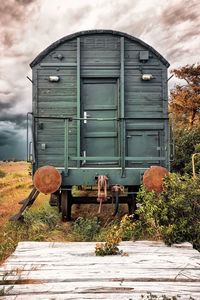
[
  {"xmin": 143, "ymin": 166, "xmax": 169, "ymax": 195},
  {"xmin": 33, "ymin": 165, "xmax": 62, "ymax": 194},
  {"xmin": 97, "ymin": 175, "xmax": 109, "ymax": 214},
  {"xmin": 112, "ymin": 184, "xmax": 122, "ymax": 193}
]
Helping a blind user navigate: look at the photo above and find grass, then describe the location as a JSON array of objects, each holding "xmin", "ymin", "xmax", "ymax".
[
  {"xmin": 0, "ymin": 169, "xmax": 6, "ymax": 178},
  {"xmin": 0, "ymin": 203, "xmax": 125, "ymax": 263},
  {"xmin": 0, "ymin": 161, "xmax": 128, "ymax": 264}
]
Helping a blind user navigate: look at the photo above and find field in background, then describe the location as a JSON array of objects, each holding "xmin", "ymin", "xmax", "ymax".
[
  {"xmin": 0, "ymin": 161, "xmax": 127, "ymax": 264},
  {"xmin": 0, "ymin": 161, "xmax": 49, "ymax": 226}
]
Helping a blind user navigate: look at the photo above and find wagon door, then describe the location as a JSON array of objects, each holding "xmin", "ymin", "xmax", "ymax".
[
  {"xmin": 81, "ymin": 78, "xmax": 119, "ymax": 167},
  {"xmin": 127, "ymin": 130, "xmax": 162, "ymax": 167}
]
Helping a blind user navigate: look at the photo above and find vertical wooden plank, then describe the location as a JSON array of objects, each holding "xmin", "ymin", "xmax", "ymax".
[
  {"xmin": 120, "ymin": 37, "xmax": 125, "ymax": 177},
  {"xmin": 162, "ymin": 68, "xmax": 169, "ymax": 170},
  {"xmin": 64, "ymin": 119, "xmax": 69, "ymax": 174},
  {"xmin": 77, "ymin": 38, "xmax": 81, "ymax": 168}
]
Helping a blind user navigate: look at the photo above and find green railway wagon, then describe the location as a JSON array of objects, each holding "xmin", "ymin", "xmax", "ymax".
[{"xmin": 11, "ymin": 30, "xmax": 173, "ymax": 222}]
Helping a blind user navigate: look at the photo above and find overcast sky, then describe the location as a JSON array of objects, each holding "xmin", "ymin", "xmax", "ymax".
[{"xmin": 0, "ymin": 0, "xmax": 199, "ymax": 160}]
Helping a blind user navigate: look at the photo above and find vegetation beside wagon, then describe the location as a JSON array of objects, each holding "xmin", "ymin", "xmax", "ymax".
[{"xmin": 133, "ymin": 173, "xmax": 200, "ymax": 251}]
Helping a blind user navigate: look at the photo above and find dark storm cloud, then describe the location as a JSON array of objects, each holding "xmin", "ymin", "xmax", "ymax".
[
  {"xmin": 0, "ymin": 101, "xmax": 14, "ymax": 110},
  {"xmin": 0, "ymin": 94, "xmax": 26, "ymax": 131},
  {"xmin": 0, "ymin": 130, "xmax": 17, "ymax": 146},
  {"xmin": 0, "ymin": 114, "xmax": 26, "ymax": 129},
  {"xmin": 0, "ymin": 128, "xmax": 26, "ymax": 160}
]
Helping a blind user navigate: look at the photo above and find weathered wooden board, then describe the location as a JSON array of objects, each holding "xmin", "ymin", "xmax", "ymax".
[{"xmin": 0, "ymin": 241, "xmax": 200, "ymax": 299}]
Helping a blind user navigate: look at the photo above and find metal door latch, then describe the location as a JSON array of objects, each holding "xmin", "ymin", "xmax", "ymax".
[
  {"xmin": 82, "ymin": 150, "xmax": 86, "ymax": 166},
  {"xmin": 84, "ymin": 111, "xmax": 91, "ymax": 124}
]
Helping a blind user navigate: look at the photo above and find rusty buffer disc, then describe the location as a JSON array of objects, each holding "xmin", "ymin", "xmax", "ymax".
[
  {"xmin": 33, "ymin": 166, "xmax": 62, "ymax": 194},
  {"xmin": 143, "ymin": 166, "xmax": 169, "ymax": 194}
]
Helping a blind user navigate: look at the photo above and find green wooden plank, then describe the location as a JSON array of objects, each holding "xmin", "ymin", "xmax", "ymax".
[
  {"xmin": 40, "ymin": 63, "xmax": 77, "ymax": 67},
  {"xmin": 38, "ymin": 82, "xmax": 77, "ymax": 88},
  {"xmin": 36, "ymin": 122, "xmax": 76, "ymax": 130},
  {"xmin": 124, "ymin": 40, "xmax": 147, "ymax": 51},
  {"xmin": 125, "ymin": 106, "xmax": 163, "ymax": 112},
  {"xmin": 126, "ymin": 123, "xmax": 164, "ymax": 130},
  {"xmin": 80, "ymin": 58, "xmax": 120, "ymax": 64},
  {"xmin": 38, "ymin": 136, "xmax": 77, "ymax": 145},
  {"xmin": 126, "ymin": 100, "xmax": 162, "ymax": 105},
  {"xmin": 81, "ymin": 35, "xmax": 120, "ymax": 50},
  {"xmin": 38, "ymin": 69, "xmax": 77, "ymax": 76},
  {"xmin": 125, "ymin": 92, "xmax": 162, "ymax": 99},
  {"xmin": 126, "ymin": 86, "xmax": 162, "ymax": 92},
  {"xmin": 38, "ymin": 155, "xmax": 66, "ymax": 161},
  {"xmin": 81, "ymin": 69, "xmax": 120, "ymax": 77},
  {"xmin": 125, "ymin": 157, "xmax": 166, "ymax": 161},
  {"xmin": 38, "ymin": 102, "xmax": 77, "ymax": 109},
  {"xmin": 125, "ymin": 59, "xmax": 161, "ymax": 66},
  {"xmin": 125, "ymin": 112, "xmax": 163, "ymax": 118},
  {"xmin": 38, "ymin": 109, "xmax": 76, "ymax": 115},
  {"xmin": 38, "ymin": 88, "xmax": 76, "ymax": 96},
  {"xmin": 81, "ymin": 50, "xmax": 120, "ymax": 58},
  {"xmin": 38, "ymin": 148, "xmax": 76, "ymax": 155},
  {"xmin": 38, "ymin": 96, "xmax": 77, "ymax": 101},
  {"xmin": 84, "ymin": 132, "xmax": 117, "ymax": 138},
  {"xmin": 70, "ymin": 156, "xmax": 120, "ymax": 161},
  {"xmin": 84, "ymin": 104, "xmax": 117, "ymax": 110},
  {"xmin": 124, "ymin": 69, "xmax": 162, "ymax": 75},
  {"xmin": 56, "ymin": 42, "xmax": 77, "ymax": 51},
  {"xmin": 38, "ymin": 74, "xmax": 77, "ymax": 79}
]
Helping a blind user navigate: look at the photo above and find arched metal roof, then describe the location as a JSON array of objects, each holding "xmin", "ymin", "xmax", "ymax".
[{"xmin": 30, "ymin": 30, "xmax": 170, "ymax": 68}]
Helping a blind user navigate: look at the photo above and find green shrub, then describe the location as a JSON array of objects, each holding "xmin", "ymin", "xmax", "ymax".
[
  {"xmin": 95, "ymin": 214, "xmax": 135, "ymax": 256},
  {"xmin": 24, "ymin": 206, "xmax": 59, "ymax": 230},
  {"xmin": 73, "ymin": 217, "xmax": 100, "ymax": 241},
  {"xmin": 0, "ymin": 169, "xmax": 6, "ymax": 178},
  {"xmin": 134, "ymin": 173, "xmax": 200, "ymax": 251},
  {"xmin": 171, "ymin": 126, "xmax": 200, "ymax": 174}
]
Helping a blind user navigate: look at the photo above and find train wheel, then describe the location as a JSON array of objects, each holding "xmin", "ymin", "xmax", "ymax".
[
  {"xmin": 128, "ymin": 187, "xmax": 137, "ymax": 215},
  {"xmin": 49, "ymin": 194, "xmax": 59, "ymax": 207},
  {"xmin": 128, "ymin": 196, "xmax": 136, "ymax": 215},
  {"xmin": 61, "ymin": 190, "xmax": 71, "ymax": 222}
]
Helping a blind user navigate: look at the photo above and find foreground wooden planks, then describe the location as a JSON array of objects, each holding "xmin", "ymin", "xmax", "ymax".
[{"xmin": 0, "ymin": 241, "xmax": 200, "ymax": 299}]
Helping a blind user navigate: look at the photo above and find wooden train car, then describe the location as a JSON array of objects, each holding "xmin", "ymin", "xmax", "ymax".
[{"xmin": 11, "ymin": 30, "xmax": 171, "ymax": 221}]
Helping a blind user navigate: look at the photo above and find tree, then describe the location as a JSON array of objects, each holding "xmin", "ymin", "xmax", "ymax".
[{"xmin": 169, "ymin": 64, "xmax": 200, "ymax": 128}]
